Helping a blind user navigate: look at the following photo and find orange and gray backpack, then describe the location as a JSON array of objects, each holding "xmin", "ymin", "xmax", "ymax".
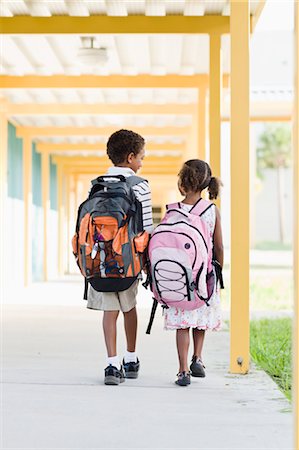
[{"xmin": 72, "ymin": 174, "xmax": 149, "ymax": 298}]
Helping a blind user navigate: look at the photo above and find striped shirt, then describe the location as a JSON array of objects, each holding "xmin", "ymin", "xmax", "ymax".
[{"xmin": 105, "ymin": 166, "xmax": 154, "ymax": 233}]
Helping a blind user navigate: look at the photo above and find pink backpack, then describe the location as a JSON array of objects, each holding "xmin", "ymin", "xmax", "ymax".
[{"xmin": 146, "ymin": 199, "xmax": 218, "ymax": 333}]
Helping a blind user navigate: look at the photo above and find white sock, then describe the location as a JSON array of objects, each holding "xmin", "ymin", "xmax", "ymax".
[
  {"xmin": 107, "ymin": 356, "xmax": 120, "ymax": 370},
  {"xmin": 124, "ymin": 350, "xmax": 137, "ymax": 364}
]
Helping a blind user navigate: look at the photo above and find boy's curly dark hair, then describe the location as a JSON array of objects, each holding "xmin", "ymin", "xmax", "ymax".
[
  {"xmin": 178, "ymin": 159, "xmax": 222, "ymax": 200},
  {"xmin": 106, "ymin": 129, "xmax": 145, "ymax": 165}
]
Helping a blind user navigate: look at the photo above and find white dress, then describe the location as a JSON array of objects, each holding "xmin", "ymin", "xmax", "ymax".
[{"xmin": 164, "ymin": 202, "xmax": 221, "ymax": 331}]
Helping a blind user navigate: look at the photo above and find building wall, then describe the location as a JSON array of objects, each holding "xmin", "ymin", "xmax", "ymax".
[
  {"xmin": 7, "ymin": 123, "xmax": 24, "ymax": 286},
  {"xmin": 7, "ymin": 123, "xmax": 58, "ymax": 285},
  {"xmin": 32, "ymin": 143, "xmax": 43, "ymax": 281}
]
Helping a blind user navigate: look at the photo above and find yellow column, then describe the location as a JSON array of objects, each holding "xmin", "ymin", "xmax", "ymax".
[
  {"xmin": 41, "ymin": 152, "xmax": 50, "ymax": 281},
  {"xmin": 230, "ymin": 0, "xmax": 250, "ymax": 374},
  {"xmin": 69, "ymin": 174, "xmax": 77, "ymax": 274},
  {"xmin": 57, "ymin": 164, "xmax": 65, "ymax": 275},
  {"xmin": 74, "ymin": 174, "xmax": 80, "ymax": 224},
  {"xmin": 66, "ymin": 173, "xmax": 72, "ymax": 274},
  {"xmin": 23, "ymin": 136, "xmax": 32, "ymax": 286},
  {"xmin": 293, "ymin": 1, "xmax": 299, "ymax": 447},
  {"xmin": 209, "ymin": 33, "xmax": 222, "ymax": 208},
  {"xmin": 198, "ymin": 87, "xmax": 207, "ymax": 160},
  {"xmin": 0, "ymin": 110, "xmax": 8, "ymax": 293},
  {"xmin": 186, "ymin": 117, "xmax": 198, "ymax": 160}
]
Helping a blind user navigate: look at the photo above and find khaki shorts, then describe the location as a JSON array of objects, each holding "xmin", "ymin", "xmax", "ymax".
[{"xmin": 86, "ymin": 280, "xmax": 138, "ymax": 313}]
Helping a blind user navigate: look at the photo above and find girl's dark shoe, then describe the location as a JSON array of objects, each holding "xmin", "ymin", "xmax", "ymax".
[
  {"xmin": 122, "ymin": 358, "xmax": 140, "ymax": 379},
  {"xmin": 104, "ymin": 364, "xmax": 125, "ymax": 385},
  {"xmin": 175, "ymin": 371, "xmax": 191, "ymax": 386},
  {"xmin": 190, "ymin": 356, "xmax": 206, "ymax": 377}
]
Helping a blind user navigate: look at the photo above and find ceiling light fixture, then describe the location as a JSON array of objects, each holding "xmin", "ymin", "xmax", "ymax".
[{"xmin": 77, "ymin": 37, "xmax": 109, "ymax": 67}]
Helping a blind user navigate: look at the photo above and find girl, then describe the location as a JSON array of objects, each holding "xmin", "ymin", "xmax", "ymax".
[{"xmin": 164, "ymin": 159, "xmax": 224, "ymax": 386}]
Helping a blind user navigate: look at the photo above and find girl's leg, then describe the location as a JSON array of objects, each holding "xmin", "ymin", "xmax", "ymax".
[
  {"xmin": 176, "ymin": 328, "xmax": 190, "ymax": 373},
  {"xmin": 102, "ymin": 310, "xmax": 119, "ymax": 357},
  {"xmin": 123, "ymin": 306, "xmax": 137, "ymax": 352},
  {"xmin": 192, "ymin": 328, "xmax": 205, "ymax": 360}
]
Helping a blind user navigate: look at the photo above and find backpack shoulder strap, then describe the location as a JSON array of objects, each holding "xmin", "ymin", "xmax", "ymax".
[
  {"xmin": 126, "ymin": 175, "xmax": 148, "ymax": 188},
  {"xmin": 166, "ymin": 202, "xmax": 180, "ymax": 210},
  {"xmin": 190, "ymin": 198, "xmax": 215, "ymax": 216}
]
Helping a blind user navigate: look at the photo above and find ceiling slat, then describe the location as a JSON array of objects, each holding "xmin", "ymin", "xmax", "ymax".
[
  {"xmin": 65, "ymin": 0, "xmax": 90, "ymax": 17},
  {"xmin": 25, "ymin": 0, "xmax": 51, "ymax": 17},
  {"xmin": 105, "ymin": 0, "xmax": 128, "ymax": 16},
  {"xmin": 145, "ymin": 0, "xmax": 166, "ymax": 17}
]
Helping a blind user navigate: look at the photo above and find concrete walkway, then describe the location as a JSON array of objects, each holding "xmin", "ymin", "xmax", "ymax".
[{"xmin": 2, "ymin": 278, "xmax": 293, "ymax": 450}]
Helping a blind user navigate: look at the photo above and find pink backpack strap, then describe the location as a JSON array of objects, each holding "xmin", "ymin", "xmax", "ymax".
[
  {"xmin": 166, "ymin": 202, "xmax": 180, "ymax": 210},
  {"xmin": 190, "ymin": 198, "xmax": 214, "ymax": 216}
]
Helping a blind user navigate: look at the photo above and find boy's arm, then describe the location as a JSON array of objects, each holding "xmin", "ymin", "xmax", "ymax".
[
  {"xmin": 213, "ymin": 207, "xmax": 224, "ymax": 268},
  {"xmin": 133, "ymin": 180, "xmax": 154, "ymax": 233}
]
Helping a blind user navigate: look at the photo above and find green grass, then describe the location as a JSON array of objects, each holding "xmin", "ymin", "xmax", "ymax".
[{"xmin": 250, "ymin": 318, "xmax": 292, "ymax": 400}]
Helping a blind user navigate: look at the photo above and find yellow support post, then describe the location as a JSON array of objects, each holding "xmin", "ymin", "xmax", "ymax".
[
  {"xmin": 23, "ymin": 136, "xmax": 32, "ymax": 286},
  {"xmin": 66, "ymin": 173, "xmax": 72, "ymax": 274},
  {"xmin": 69, "ymin": 174, "xmax": 77, "ymax": 274},
  {"xmin": 230, "ymin": 0, "xmax": 250, "ymax": 374},
  {"xmin": 74, "ymin": 175, "xmax": 79, "ymax": 220},
  {"xmin": 36, "ymin": 142, "xmax": 184, "ymax": 154},
  {"xmin": 0, "ymin": 109, "xmax": 8, "ymax": 293},
  {"xmin": 16, "ymin": 126, "xmax": 190, "ymax": 138},
  {"xmin": 209, "ymin": 33, "xmax": 222, "ymax": 208},
  {"xmin": 41, "ymin": 152, "xmax": 50, "ymax": 281},
  {"xmin": 57, "ymin": 164, "xmax": 65, "ymax": 276},
  {"xmin": 293, "ymin": 1, "xmax": 299, "ymax": 447},
  {"xmin": 1, "ymin": 74, "xmax": 208, "ymax": 89},
  {"xmin": 198, "ymin": 87, "xmax": 207, "ymax": 160},
  {"xmin": 7, "ymin": 102, "xmax": 197, "ymax": 116},
  {"xmin": 0, "ymin": 15, "xmax": 230, "ymax": 35},
  {"xmin": 0, "ymin": 73, "xmax": 229, "ymax": 89},
  {"xmin": 185, "ymin": 112, "xmax": 198, "ymax": 160}
]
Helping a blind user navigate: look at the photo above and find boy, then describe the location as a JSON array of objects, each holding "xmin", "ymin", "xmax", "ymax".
[{"xmin": 87, "ymin": 129, "xmax": 153, "ymax": 385}]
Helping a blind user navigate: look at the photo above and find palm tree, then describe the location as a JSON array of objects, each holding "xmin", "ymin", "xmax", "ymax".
[{"xmin": 256, "ymin": 124, "xmax": 291, "ymax": 244}]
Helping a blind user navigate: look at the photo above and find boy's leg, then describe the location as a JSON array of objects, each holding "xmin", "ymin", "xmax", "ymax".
[
  {"xmin": 118, "ymin": 282, "xmax": 139, "ymax": 378},
  {"xmin": 123, "ymin": 306, "xmax": 137, "ymax": 352},
  {"xmin": 102, "ymin": 310, "xmax": 119, "ymax": 357},
  {"xmin": 103, "ymin": 310, "xmax": 125, "ymax": 385},
  {"xmin": 119, "ymin": 281, "xmax": 138, "ymax": 353},
  {"xmin": 176, "ymin": 328, "xmax": 190, "ymax": 373},
  {"xmin": 122, "ymin": 307, "xmax": 140, "ymax": 378}
]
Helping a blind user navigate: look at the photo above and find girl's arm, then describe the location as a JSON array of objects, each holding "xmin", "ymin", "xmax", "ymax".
[{"xmin": 213, "ymin": 207, "xmax": 224, "ymax": 268}]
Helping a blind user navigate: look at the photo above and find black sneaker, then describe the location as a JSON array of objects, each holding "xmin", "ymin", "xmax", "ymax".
[
  {"xmin": 122, "ymin": 358, "xmax": 140, "ymax": 379},
  {"xmin": 175, "ymin": 371, "xmax": 191, "ymax": 386},
  {"xmin": 104, "ymin": 364, "xmax": 125, "ymax": 385},
  {"xmin": 190, "ymin": 356, "xmax": 206, "ymax": 378}
]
